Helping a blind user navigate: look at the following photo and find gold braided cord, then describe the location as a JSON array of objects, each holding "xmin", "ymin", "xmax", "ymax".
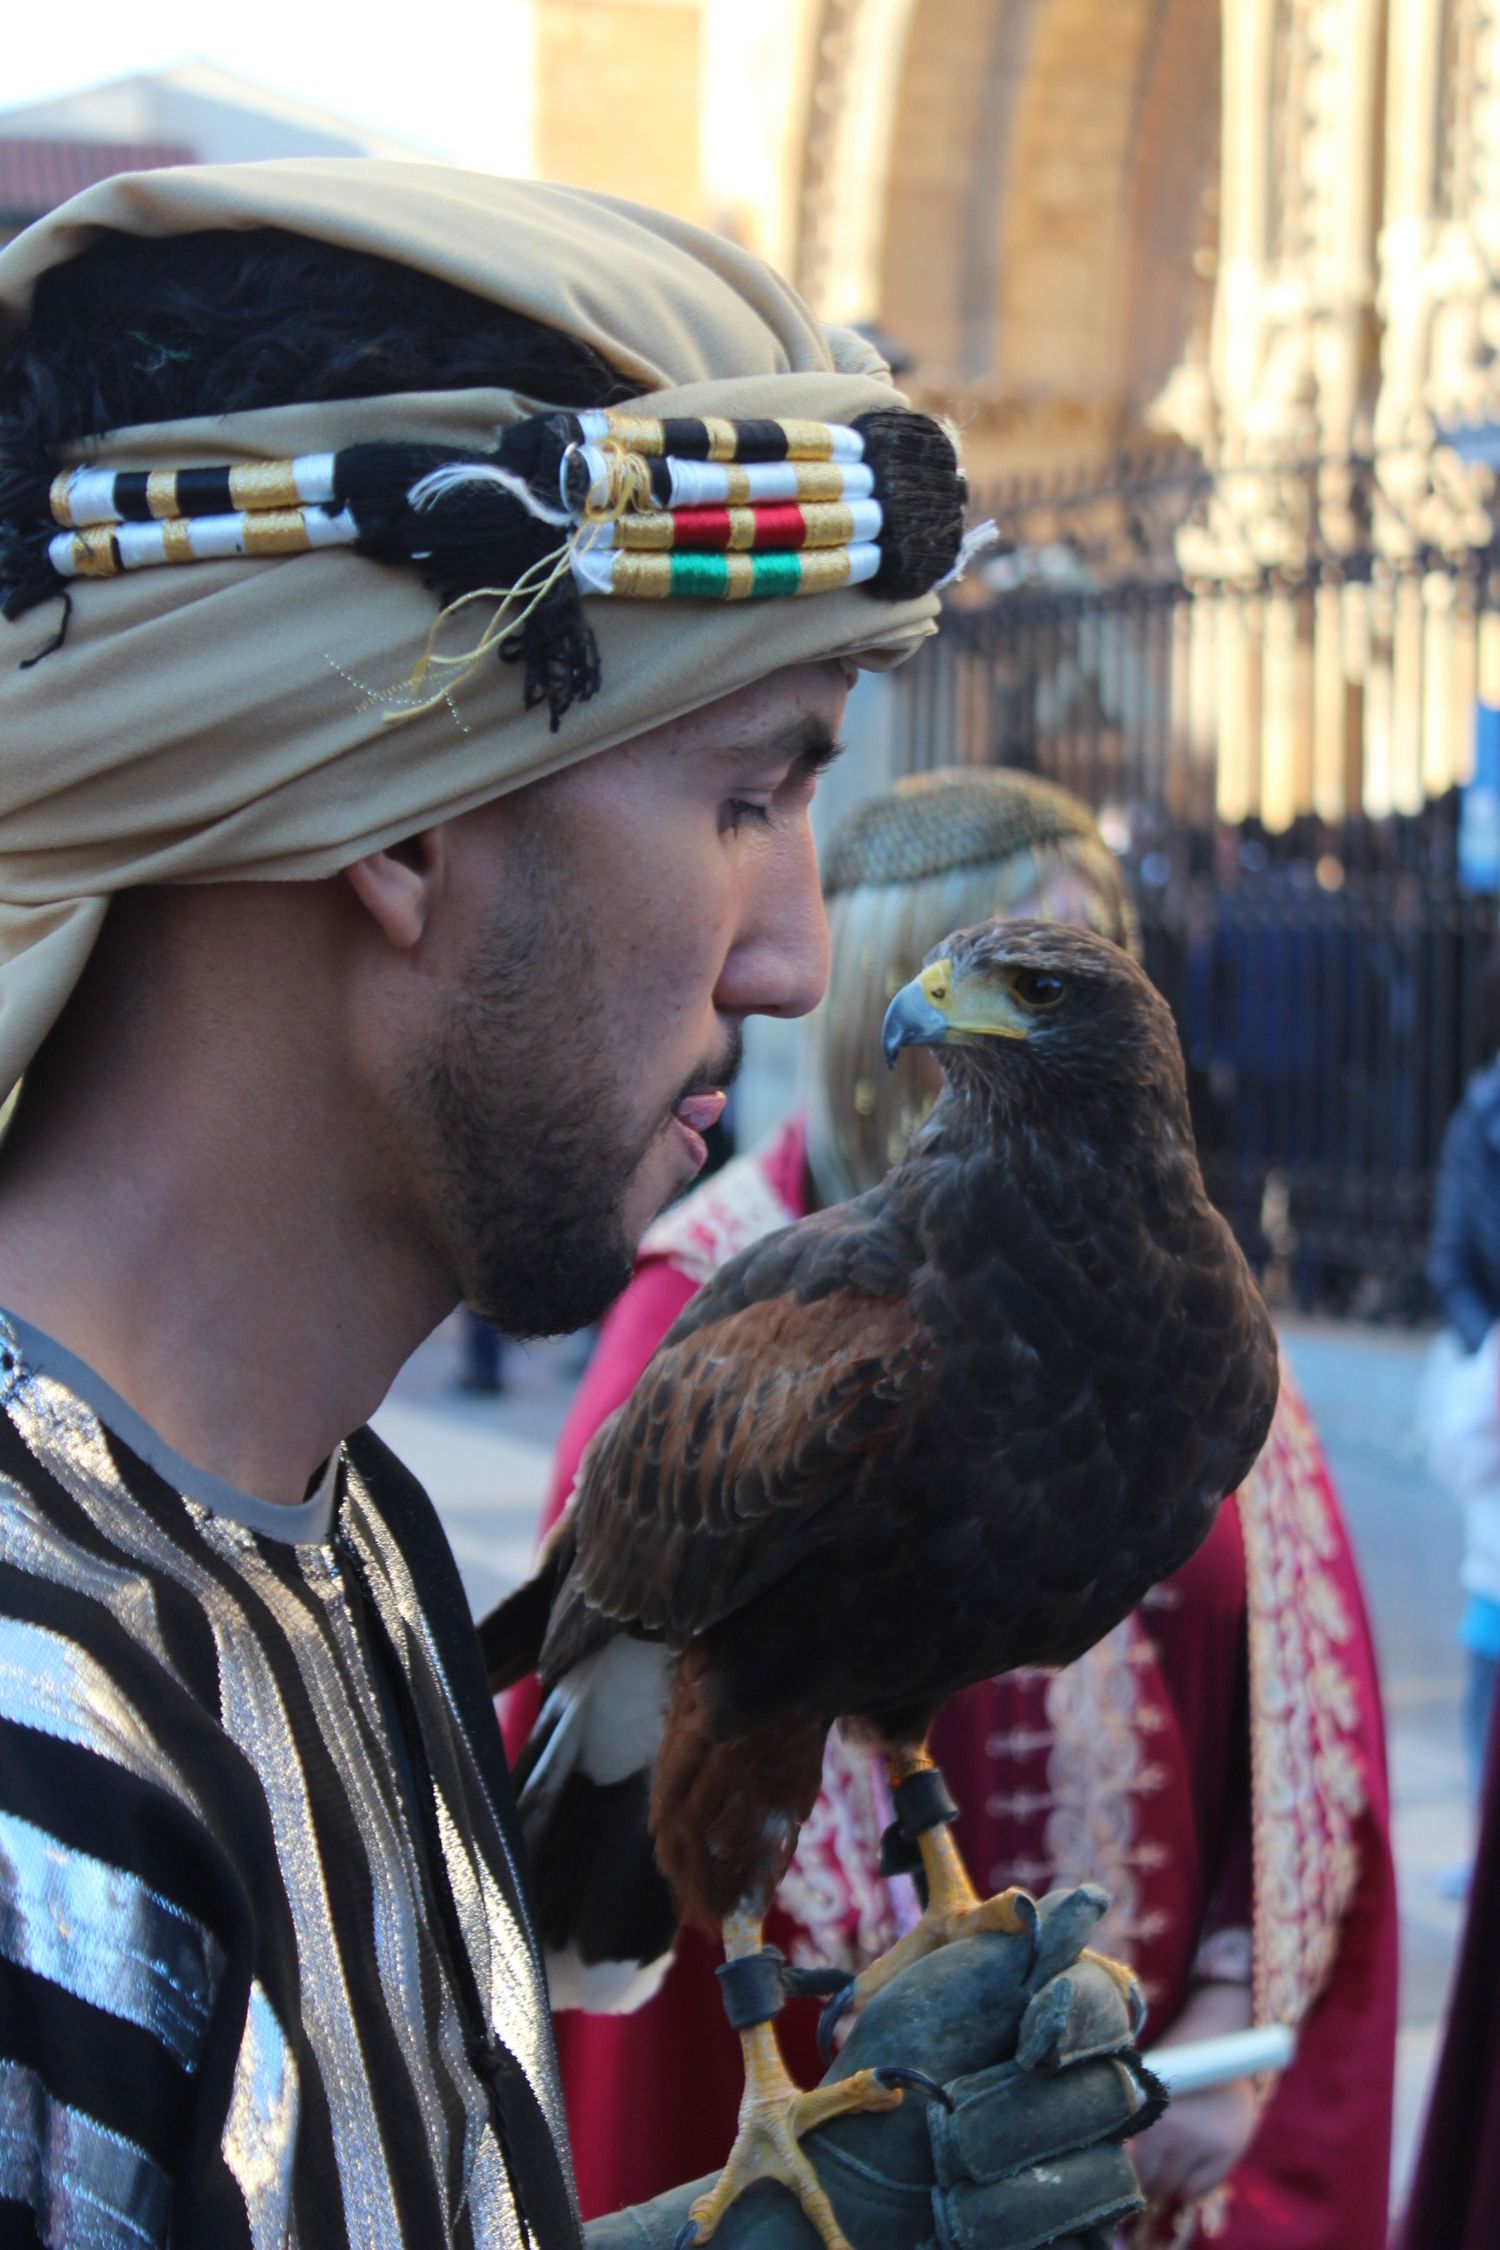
[
  {"xmin": 606, "ymin": 511, "xmax": 675, "ymax": 552},
  {"xmin": 785, "ymin": 548, "xmax": 853, "ymax": 595},
  {"xmin": 596, "ymin": 413, "xmax": 843, "ymax": 462},
  {"xmin": 50, "ymin": 457, "xmax": 320, "ymax": 529},
  {"xmin": 606, "ymin": 549, "xmax": 699, "ymax": 598},
  {"xmin": 581, "ymin": 451, "xmax": 857, "ymax": 516},
  {"xmin": 791, "ymin": 502, "xmax": 857, "ymax": 550},
  {"xmin": 56, "ymin": 527, "xmax": 119, "ymax": 577},
  {"xmin": 603, "ymin": 547, "xmax": 854, "ymax": 599},
  {"xmin": 772, "ymin": 419, "xmax": 842, "ymax": 461},
  {"xmin": 145, "ymin": 469, "xmax": 180, "ymax": 521},
  {"xmin": 595, "ymin": 417, "xmax": 669, "ymax": 457},
  {"xmin": 610, "ymin": 501, "xmax": 860, "ymax": 553},
  {"xmin": 726, "ymin": 461, "xmax": 846, "ymax": 505},
  {"xmin": 59, "ymin": 507, "xmax": 328, "ymax": 575},
  {"xmin": 228, "ymin": 461, "xmax": 307, "ymax": 512},
  {"xmin": 580, "ymin": 447, "xmax": 656, "ymax": 520},
  {"xmin": 378, "ymin": 536, "xmax": 578, "ymax": 723},
  {"xmin": 238, "ymin": 509, "xmax": 315, "ymax": 557}
]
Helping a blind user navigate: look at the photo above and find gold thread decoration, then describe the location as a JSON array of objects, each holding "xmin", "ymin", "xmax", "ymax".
[
  {"xmin": 377, "ymin": 535, "xmax": 577, "ymax": 725},
  {"xmin": 228, "ymin": 462, "xmax": 306, "ymax": 512},
  {"xmin": 241, "ymin": 510, "xmax": 315, "ymax": 558},
  {"xmin": 145, "ymin": 469, "xmax": 180, "ymax": 521},
  {"xmin": 580, "ymin": 447, "xmax": 655, "ymax": 520},
  {"xmin": 161, "ymin": 519, "xmax": 196, "ymax": 566},
  {"xmin": 65, "ymin": 528, "xmax": 120, "ymax": 578}
]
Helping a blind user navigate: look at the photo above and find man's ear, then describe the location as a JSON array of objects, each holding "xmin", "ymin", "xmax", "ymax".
[{"xmin": 343, "ymin": 828, "xmax": 446, "ymax": 950}]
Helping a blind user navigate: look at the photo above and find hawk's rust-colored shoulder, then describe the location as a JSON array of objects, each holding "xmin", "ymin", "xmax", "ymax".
[{"xmin": 559, "ymin": 1177, "xmax": 932, "ymax": 1651}]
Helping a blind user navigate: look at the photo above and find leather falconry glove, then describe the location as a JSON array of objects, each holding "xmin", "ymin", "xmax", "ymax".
[{"xmin": 585, "ymin": 1885, "xmax": 1162, "ymax": 2250}]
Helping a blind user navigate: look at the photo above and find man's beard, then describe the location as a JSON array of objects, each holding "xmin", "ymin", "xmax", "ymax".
[{"xmin": 409, "ymin": 876, "xmax": 737, "ymax": 1338}]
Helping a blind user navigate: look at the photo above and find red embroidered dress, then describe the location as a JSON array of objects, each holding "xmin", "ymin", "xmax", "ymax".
[{"xmin": 505, "ymin": 1121, "xmax": 1397, "ymax": 2246}]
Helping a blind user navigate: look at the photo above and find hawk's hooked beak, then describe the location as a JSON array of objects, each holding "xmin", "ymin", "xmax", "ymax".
[{"xmin": 882, "ymin": 958, "xmax": 1031, "ymax": 1067}]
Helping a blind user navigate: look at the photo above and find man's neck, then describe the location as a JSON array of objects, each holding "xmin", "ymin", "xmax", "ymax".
[
  {"xmin": 0, "ymin": 901, "xmax": 455, "ymax": 1507},
  {"xmin": 0, "ymin": 1118, "xmax": 452, "ymax": 1506}
]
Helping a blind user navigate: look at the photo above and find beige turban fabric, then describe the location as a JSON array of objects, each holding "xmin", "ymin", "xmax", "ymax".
[{"xmin": 0, "ymin": 161, "xmax": 945, "ymax": 1094}]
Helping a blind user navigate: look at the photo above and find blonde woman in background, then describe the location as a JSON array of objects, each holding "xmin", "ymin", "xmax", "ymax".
[{"xmin": 506, "ymin": 769, "xmax": 1397, "ymax": 2250}]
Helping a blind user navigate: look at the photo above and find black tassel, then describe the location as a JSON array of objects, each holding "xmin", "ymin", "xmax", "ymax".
[
  {"xmin": 0, "ymin": 457, "xmax": 67, "ymax": 626},
  {"xmin": 855, "ymin": 409, "xmax": 967, "ymax": 599},
  {"xmin": 17, "ymin": 589, "xmax": 71, "ymax": 666},
  {"xmin": 336, "ymin": 441, "xmax": 557, "ymax": 589},
  {"xmin": 335, "ymin": 439, "xmax": 597, "ymax": 728},
  {"xmin": 1, "ymin": 551, "xmax": 68, "ymax": 628},
  {"xmin": 494, "ymin": 412, "xmax": 580, "ymax": 507},
  {"xmin": 333, "ymin": 443, "xmax": 473, "ymax": 563},
  {"xmin": 503, "ymin": 581, "xmax": 601, "ymax": 732}
]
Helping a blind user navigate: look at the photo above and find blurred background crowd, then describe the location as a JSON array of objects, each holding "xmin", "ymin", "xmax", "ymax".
[{"xmin": 10, "ymin": 4, "xmax": 1500, "ymax": 2239}]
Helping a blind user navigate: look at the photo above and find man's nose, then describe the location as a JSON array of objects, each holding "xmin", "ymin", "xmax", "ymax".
[{"xmin": 716, "ymin": 823, "xmax": 830, "ymax": 1022}]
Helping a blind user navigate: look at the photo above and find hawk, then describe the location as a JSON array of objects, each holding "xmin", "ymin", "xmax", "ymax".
[{"xmin": 487, "ymin": 921, "xmax": 1278, "ymax": 2250}]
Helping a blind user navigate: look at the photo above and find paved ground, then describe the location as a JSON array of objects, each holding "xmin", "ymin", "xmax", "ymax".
[
  {"xmin": 1276, "ymin": 1318, "xmax": 1468, "ymax": 2204},
  {"xmin": 377, "ymin": 1308, "xmax": 1472, "ymax": 2211}
]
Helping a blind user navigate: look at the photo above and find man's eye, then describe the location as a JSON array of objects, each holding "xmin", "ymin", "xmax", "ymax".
[{"xmin": 723, "ymin": 799, "xmax": 773, "ymax": 835}]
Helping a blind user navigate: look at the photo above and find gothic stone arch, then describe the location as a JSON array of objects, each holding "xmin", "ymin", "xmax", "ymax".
[{"xmin": 801, "ymin": 0, "xmax": 1224, "ymax": 475}]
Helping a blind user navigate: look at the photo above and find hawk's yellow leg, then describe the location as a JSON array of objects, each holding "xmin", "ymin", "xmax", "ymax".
[
  {"xmin": 683, "ymin": 1909, "xmax": 903, "ymax": 2250},
  {"xmin": 844, "ymin": 1746, "xmax": 1141, "ymax": 2019}
]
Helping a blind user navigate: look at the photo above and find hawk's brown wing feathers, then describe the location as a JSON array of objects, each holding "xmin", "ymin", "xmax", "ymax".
[
  {"xmin": 570, "ymin": 1288, "xmax": 930, "ymax": 1645},
  {"xmin": 548, "ymin": 1187, "xmax": 933, "ymax": 1658}
]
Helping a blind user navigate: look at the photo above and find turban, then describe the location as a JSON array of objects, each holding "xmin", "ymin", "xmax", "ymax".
[{"xmin": 0, "ymin": 160, "xmax": 955, "ymax": 1094}]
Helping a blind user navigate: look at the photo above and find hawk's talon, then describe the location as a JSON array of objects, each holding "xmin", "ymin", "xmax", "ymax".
[
  {"xmin": 816, "ymin": 1978, "xmax": 856, "ymax": 2066},
  {"xmin": 683, "ymin": 2060, "xmax": 903, "ymax": 2250},
  {"xmin": 872, "ymin": 2063, "xmax": 953, "ymax": 2109},
  {"xmin": 673, "ymin": 2224, "xmax": 700, "ymax": 2250}
]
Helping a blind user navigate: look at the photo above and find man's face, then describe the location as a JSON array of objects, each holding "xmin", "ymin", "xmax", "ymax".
[{"xmin": 403, "ymin": 662, "xmax": 845, "ymax": 1335}]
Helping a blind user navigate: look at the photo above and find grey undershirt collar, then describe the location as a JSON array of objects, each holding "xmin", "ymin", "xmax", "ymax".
[{"xmin": 1, "ymin": 1307, "xmax": 340, "ymax": 1545}]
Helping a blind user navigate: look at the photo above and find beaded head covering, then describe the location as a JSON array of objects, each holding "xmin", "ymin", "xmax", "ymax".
[
  {"xmin": 0, "ymin": 161, "xmax": 981, "ymax": 1096},
  {"xmin": 822, "ymin": 767, "xmax": 1113, "ymax": 894},
  {"xmin": 806, "ymin": 767, "xmax": 1138, "ymax": 1204}
]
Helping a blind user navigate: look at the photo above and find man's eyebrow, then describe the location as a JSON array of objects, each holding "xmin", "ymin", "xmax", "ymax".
[
  {"xmin": 771, "ymin": 718, "xmax": 847, "ymax": 777},
  {"xmin": 797, "ymin": 730, "xmax": 847, "ymax": 778}
]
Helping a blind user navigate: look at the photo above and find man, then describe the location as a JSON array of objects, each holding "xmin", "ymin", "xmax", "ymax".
[{"xmin": 0, "ymin": 162, "xmax": 1153, "ymax": 2248}]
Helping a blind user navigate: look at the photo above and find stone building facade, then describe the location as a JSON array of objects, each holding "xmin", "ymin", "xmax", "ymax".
[
  {"xmin": 522, "ymin": 0, "xmax": 1500, "ymax": 831},
  {"xmin": 791, "ymin": 0, "xmax": 1500, "ymax": 830}
]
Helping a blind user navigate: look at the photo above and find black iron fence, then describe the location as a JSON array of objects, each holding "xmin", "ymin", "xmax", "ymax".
[{"xmin": 895, "ymin": 450, "xmax": 1500, "ymax": 1315}]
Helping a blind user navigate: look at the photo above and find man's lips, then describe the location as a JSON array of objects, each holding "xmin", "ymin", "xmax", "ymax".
[{"xmin": 673, "ymin": 1090, "xmax": 728, "ymax": 1135}]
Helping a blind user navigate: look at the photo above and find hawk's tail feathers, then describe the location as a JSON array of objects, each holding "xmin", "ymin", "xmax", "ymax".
[
  {"xmin": 515, "ymin": 1636, "xmax": 680, "ymax": 2014},
  {"xmin": 479, "ymin": 1516, "xmax": 575, "ymax": 1694}
]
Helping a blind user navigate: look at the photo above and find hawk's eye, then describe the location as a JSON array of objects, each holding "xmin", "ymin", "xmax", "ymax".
[{"xmin": 1008, "ymin": 967, "xmax": 1066, "ymax": 1011}]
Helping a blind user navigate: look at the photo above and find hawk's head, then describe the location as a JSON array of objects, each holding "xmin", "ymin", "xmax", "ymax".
[{"xmin": 882, "ymin": 919, "xmax": 1191, "ymax": 1144}]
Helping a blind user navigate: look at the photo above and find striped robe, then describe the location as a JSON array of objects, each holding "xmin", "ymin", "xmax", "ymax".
[{"xmin": 0, "ymin": 1312, "xmax": 579, "ymax": 2249}]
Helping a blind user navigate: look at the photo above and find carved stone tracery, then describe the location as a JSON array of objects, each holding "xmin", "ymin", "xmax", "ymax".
[{"xmin": 561, "ymin": 2, "xmax": 1500, "ymax": 825}]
